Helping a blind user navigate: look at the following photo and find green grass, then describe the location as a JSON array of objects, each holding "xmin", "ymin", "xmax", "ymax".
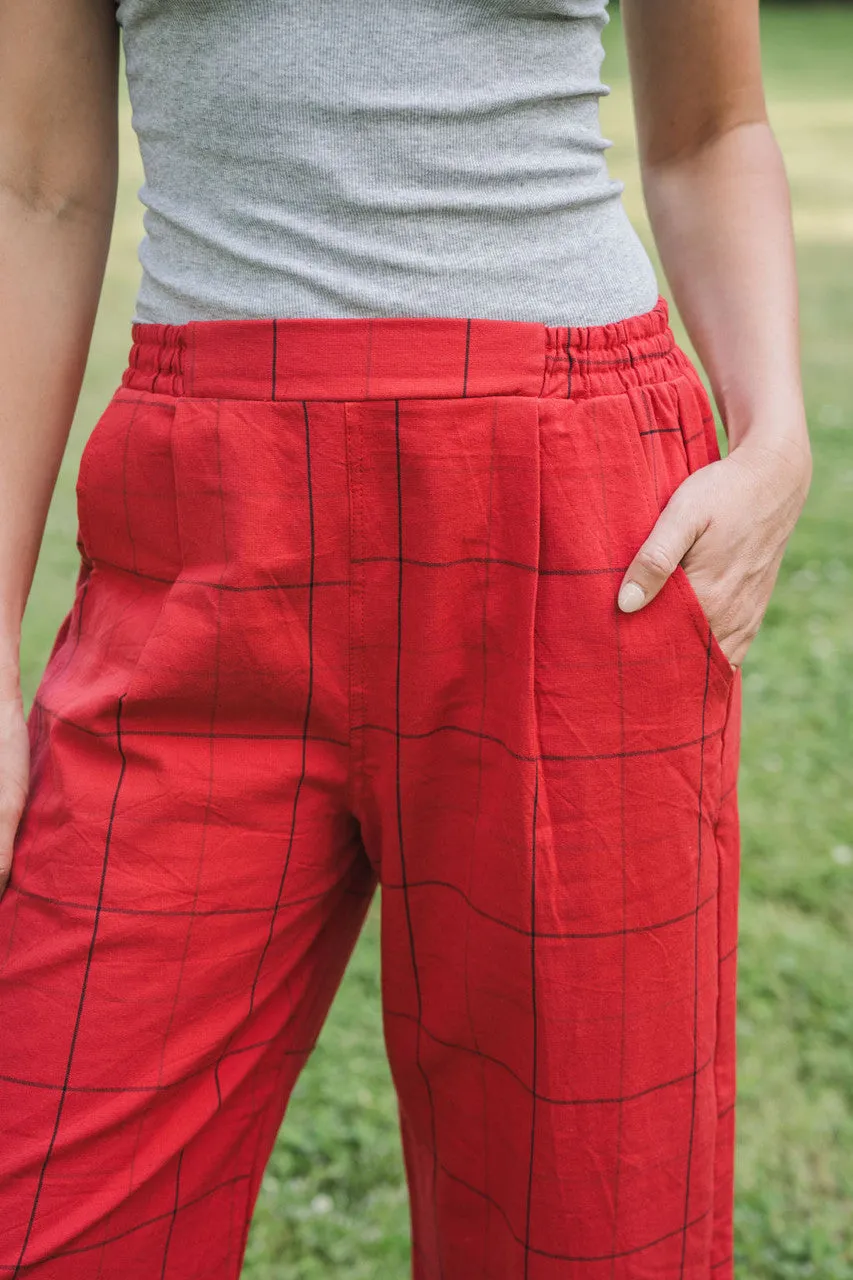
[{"xmin": 18, "ymin": 7, "xmax": 853, "ymax": 1277}]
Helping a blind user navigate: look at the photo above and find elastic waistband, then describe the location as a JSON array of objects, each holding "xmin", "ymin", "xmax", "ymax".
[{"xmin": 121, "ymin": 296, "xmax": 690, "ymax": 402}]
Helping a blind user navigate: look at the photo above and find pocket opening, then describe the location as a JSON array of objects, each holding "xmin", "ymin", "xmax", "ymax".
[{"xmin": 625, "ymin": 376, "xmax": 737, "ymax": 688}]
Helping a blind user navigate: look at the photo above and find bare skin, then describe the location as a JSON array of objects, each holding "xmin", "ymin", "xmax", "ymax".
[
  {"xmin": 618, "ymin": 0, "xmax": 812, "ymax": 663},
  {"xmin": 0, "ymin": 0, "xmax": 811, "ymax": 897},
  {"xmin": 0, "ymin": 0, "xmax": 119, "ymax": 896}
]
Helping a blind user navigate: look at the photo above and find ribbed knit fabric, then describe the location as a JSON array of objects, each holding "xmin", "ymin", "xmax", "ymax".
[{"xmin": 116, "ymin": 0, "xmax": 660, "ymax": 328}]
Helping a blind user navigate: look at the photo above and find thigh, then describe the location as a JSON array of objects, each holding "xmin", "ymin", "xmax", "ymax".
[
  {"xmin": 370, "ymin": 374, "xmax": 741, "ymax": 1279},
  {"xmin": 0, "ymin": 390, "xmax": 375, "ymax": 1278}
]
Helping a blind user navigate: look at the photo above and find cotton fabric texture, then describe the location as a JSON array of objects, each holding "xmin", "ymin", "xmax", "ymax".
[
  {"xmin": 115, "ymin": 0, "xmax": 659, "ymax": 328},
  {"xmin": 0, "ymin": 298, "xmax": 740, "ymax": 1278}
]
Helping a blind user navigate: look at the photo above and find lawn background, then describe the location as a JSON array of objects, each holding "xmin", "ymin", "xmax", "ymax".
[{"xmin": 17, "ymin": 7, "xmax": 853, "ymax": 1276}]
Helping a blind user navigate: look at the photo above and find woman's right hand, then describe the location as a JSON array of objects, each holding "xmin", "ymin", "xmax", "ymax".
[{"xmin": 0, "ymin": 675, "xmax": 30, "ymax": 900}]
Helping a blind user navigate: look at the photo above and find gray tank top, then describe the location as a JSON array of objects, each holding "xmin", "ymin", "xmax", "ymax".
[{"xmin": 116, "ymin": 0, "xmax": 659, "ymax": 328}]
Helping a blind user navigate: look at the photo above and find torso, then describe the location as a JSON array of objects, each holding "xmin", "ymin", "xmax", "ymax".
[{"xmin": 117, "ymin": 0, "xmax": 659, "ymax": 327}]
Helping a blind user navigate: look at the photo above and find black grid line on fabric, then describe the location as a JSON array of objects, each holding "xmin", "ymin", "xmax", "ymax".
[
  {"xmin": 639, "ymin": 426, "xmax": 681, "ymax": 437},
  {"xmin": 462, "ymin": 318, "xmax": 471, "ymax": 397},
  {"xmin": 439, "ymin": 1159, "xmax": 711, "ymax": 1264},
  {"xmin": 153, "ymin": 400, "xmax": 228, "ymax": 1093},
  {"xmin": 10, "ymin": 877, "xmax": 716, "ymax": 940},
  {"xmin": 355, "ymin": 717, "xmax": 723, "ymax": 763},
  {"xmin": 350, "ymin": 721, "xmax": 717, "ymax": 757},
  {"xmin": 81, "ymin": 523, "xmax": 744, "ymax": 583},
  {"xmin": 11, "ymin": 881, "xmax": 356, "ymax": 921},
  {"xmin": 711, "ymin": 1254, "xmax": 734, "ymax": 1271},
  {"xmin": 222, "ymin": 1165, "xmax": 240, "ymax": 1280},
  {"xmin": 0, "ymin": 1175, "xmax": 251, "ymax": 1271},
  {"xmin": 385, "ymin": 1006, "xmax": 717, "ymax": 1107},
  {"xmin": 393, "ymin": 398, "xmax": 444, "ymax": 1277},
  {"xmin": 92, "ymin": 1203, "xmax": 111, "ymax": 1280},
  {"xmin": 31, "ymin": 695, "xmax": 724, "ymax": 764},
  {"xmin": 638, "ymin": 385, "xmax": 661, "ymax": 511},
  {"xmin": 523, "ymin": 757, "xmax": 540, "ymax": 1278},
  {"xmin": 679, "ymin": 630, "xmax": 714, "ymax": 1280},
  {"xmin": 611, "ymin": 585, "xmax": 631, "ymax": 1272},
  {"xmin": 271, "ymin": 319, "xmax": 278, "ymax": 400},
  {"xmin": 11, "ymin": 695, "xmax": 129, "ymax": 1278},
  {"xmin": 31, "ymin": 697, "xmax": 348, "ymax": 748},
  {"xmin": 566, "ymin": 326, "xmax": 573, "ymax": 398},
  {"xmin": 717, "ymin": 1102, "xmax": 735, "ymax": 1122},
  {"xmin": 589, "ymin": 394, "xmax": 630, "ymax": 1272},
  {"xmin": 551, "ymin": 340, "xmax": 677, "ymax": 370},
  {"xmin": 719, "ymin": 943, "xmax": 738, "ymax": 965},
  {"xmin": 79, "ymin": 554, "xmax": 347, "ymax": 592},
  {"xmin": 675, "ymin": 389, "xmax": 713, "ymax": 457},
  {"xmin": 465, "ymin": 396, "xmax": 499, "ymax": 1272},
  {"xmin": 0, "ymin": 1028, "xmax": 714, "ymax": 1121},
  {"xmin": 236, "ymin": 1008, "xmax": 301, "ymax": 1272},
  {"xmin": 88, "ymin": 546, "xmax": 652, "ymax": 581},
  {"xmin": 382, "ymin": 877, "xmax": 719, "ymax": 940},
  {"xmin": 0, "ymin": 1039, "xmax": 313, "ymax": 1097},
  {"xmin": 159, "ymin": 1148, "xmax": 183, "ymax": 1279},
  {"xmin": 352, "ymin": 552, "xmax": 631, "ymax": 576},
  {"xmin": 122, "ymin": 726, "xmax": 346, "ymax": 746},
  {"xmin": 150, "ymin": 350, "xmax": 163, "ymax": 398},
  {"xmin": 212, "ymin": 398, "xmax": 317, "ymax": 1109},
  {"xmin": 219, "ymin": 1172, "xmax": 235, "ymax": 1280}
]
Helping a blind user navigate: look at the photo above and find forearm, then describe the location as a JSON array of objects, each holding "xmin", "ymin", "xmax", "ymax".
[
  {"xmin": 642, "ymin": 119, "xmax": 810, "ymax": 466},
  {"xmin": 620, "ymin": 116, "xmax": 812, "ymax": 658},
  {"xmin": 0, "ymin": 181, "xmax": 115, "ymax": 686}
]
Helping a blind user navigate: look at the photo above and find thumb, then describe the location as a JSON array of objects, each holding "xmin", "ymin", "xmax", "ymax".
[
  {"xmin": 0, "ymin": 697, "xmax": 31, "ymax": 900},
  {"xmin": 0, "ymin": 799, "xmax": 24, "ymax": 899},
  {"xmin": 617, "ymin": 495, "xmax": 703, "ymax": 614}
]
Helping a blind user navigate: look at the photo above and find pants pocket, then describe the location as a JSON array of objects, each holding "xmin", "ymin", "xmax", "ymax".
[{"xmin": 625, "ymin": 368, "xmax": 738, "ymax": 690}]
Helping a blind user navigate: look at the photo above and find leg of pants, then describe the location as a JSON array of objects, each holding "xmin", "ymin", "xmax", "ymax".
[{"xmin": 0, "ymin": 299, "xmax": 741, "ymax": 1278}]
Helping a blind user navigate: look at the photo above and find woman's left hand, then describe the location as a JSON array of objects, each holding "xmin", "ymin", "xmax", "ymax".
[{"xmin": 616, "ymin": 431, "xmax": 813, "ymax": 670}]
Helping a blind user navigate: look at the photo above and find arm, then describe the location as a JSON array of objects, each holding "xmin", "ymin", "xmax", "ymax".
[
  {"xmin": 616, "ymin": 0, "xmax": 812, "ymax": 660},
  {"xmin": 0, "ymin": 0, "xmax": 120, "ymax": 894}
]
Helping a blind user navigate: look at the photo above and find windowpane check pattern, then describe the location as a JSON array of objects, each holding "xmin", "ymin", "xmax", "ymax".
[{"xmin": 0, "ymin": 298, "xmax": 741, "ymax": 1279}]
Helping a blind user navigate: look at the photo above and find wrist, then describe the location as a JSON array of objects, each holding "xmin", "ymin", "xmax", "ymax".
[
  {"xmin": 721, "ymin": 386, "xmax": 807, "ymax": 444},
  {"xmin": 0, "ymin": 632, "xmax": 22, "ymax": 699},
  {"xmin": 725, "ymin": 401, "xmax": 811, "ymax": 470},
  {"xmin": 728, "ymin": 430, "xmax": 813, "ymax": 514}
]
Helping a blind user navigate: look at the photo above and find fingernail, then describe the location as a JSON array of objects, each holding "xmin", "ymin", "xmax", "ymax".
[{"xmin": 618, "ymin": 581, "xmax": 646, "ymax": 613}]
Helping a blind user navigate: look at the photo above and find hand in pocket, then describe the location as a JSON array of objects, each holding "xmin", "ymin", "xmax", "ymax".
[
  {"xmin": 616, "ymin": 436, "xmax": 812, "ymax": 671},
  {"xmin": 0, "ymin": 678, "xmax": 30, "ymax": 900}
]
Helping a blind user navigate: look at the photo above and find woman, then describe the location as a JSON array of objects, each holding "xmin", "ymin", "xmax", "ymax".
[{"xmin": 0, "ymin": 0, "xmax": 811, "ymax": 1276}]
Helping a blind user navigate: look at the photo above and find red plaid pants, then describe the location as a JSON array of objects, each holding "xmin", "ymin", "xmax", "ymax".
[{"xmin": 0, "ymin": 298, "xmax": 741, "ymax": 1278}]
